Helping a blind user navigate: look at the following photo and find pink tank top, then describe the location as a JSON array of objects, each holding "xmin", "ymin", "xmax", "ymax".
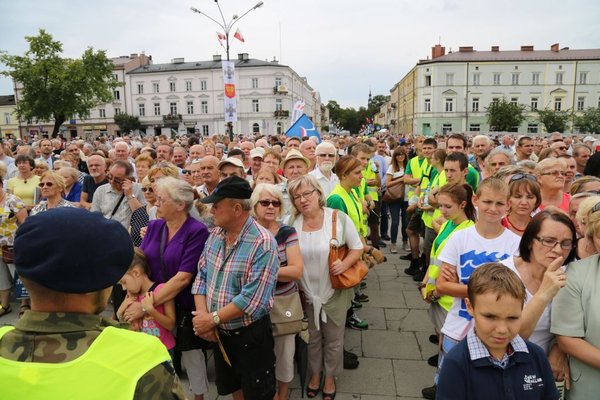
[{"xmin": 136, "ymin": 283, "xmax": 176, "ymax": 350}]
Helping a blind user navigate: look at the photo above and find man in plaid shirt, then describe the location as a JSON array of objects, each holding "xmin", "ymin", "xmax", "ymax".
[{"xmin": 191, "ymin": 176, "xmax": 279, "ymax": 400}]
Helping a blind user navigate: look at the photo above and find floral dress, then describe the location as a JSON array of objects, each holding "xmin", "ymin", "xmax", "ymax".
[{"xmin": 0, "ymin": 193, "xmax": 26, "ymax": 251}]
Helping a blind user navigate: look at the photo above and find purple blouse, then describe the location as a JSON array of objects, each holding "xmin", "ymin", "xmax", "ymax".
[{"xmin": 141, "ymin": 216, "xmax": 209, "ymax": 311}]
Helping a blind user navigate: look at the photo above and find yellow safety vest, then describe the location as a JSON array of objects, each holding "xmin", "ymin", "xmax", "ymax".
[
  {"xmin": 425, "ymin": 219, "xmax": 474, "ymax": 311},
  {"xmin": 407, "ymin": 156, "xmax": 428, "ymax": 199},
  {"xmin": 329, "ymin": 184, "xmax": 368, "ymax": 237},
  {"xmin": 364, "ymin": 161, "xmax": 379, "ymax": 202},
  {"xmin": 0, "ymin": 325, "xmax": 171, "ymax": 400},
  {"xmin": 430, "ymin": 172, "xmax": 448, "ymax": 223},
  {"xmin": 420, "ymin": 164, "xmax": 435, "ymax": 229}
]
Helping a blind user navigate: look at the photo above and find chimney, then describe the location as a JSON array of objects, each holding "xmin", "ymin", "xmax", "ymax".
[
  {"xmin": 459, "ymin": 46, "xmax": 474, "ymax": 52},
  {"xmin": 551, "ymin": 43, "xmax": 559, "ymax": 52},
  {"xmin": 130, "ymin": 53, "xmax": 138, "ymax": 58},
  {"xmin": 171, "ymin": 57, "xmax": 184, "ymax": 64},
  {"xmin": 237, "ymin": 53, "xmax": 249, "ymax": 61},
  {"xmin": 431, "ymin": 44, "xmax": 446, "ymax": 59},
  {"xmin": 520, "ymin": 45, "xmax": 534, "ymax": 51},
  {"xmin": 213, "ymin": 54, "xmax": 222, "ymax": 62},
  {"xmin": 491, "ymin": 46, "xmax": 499, "ymax": 52}
]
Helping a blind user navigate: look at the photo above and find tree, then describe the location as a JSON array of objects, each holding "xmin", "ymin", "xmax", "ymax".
[
  {"xmin": 114, "ymin": 112, "xmax": 141, "ymax": 134},
  {"xmin": 367, "ymin": 94, "xmax": 390, "ymax": 117},
  {"xmin": 537, "ymin": 109, "xmax": 570, "ymax": 133},
  {"xmin": 0, "ymin": 29, "xmax": 118, "ymax": 136},
  {"xmin": 485, "ymin": 98, "xmax": 526, "ymax": 132},
  {"xmin": 574, "ymin": 107, "xmax": 600, "ymax": 134}
]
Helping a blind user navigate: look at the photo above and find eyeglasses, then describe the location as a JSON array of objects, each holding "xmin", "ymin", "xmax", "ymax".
[
  {"xmin": 540, "ymin": 170, "xmax": 565, "ymax": 177},
  {"xmin": 557, "ymin": 146, "xmax": 568, "ymax": 151},
  {"xmin": 142, "ymin": 187, "xmax": 153, "ymax": 193},
  {"xmin": 181, "ymin": 169, "xmax": 192, "ymax": 175},
  {"xmin": 317, "ymin": 153, "xmax": 336, "ymax": 158},
  {"xmin": 535, "ymin": 236, "xmax": 574, "ymax": 250},
  {"xmin": 292, "ymin": 189, "xmax": 317, "ymax": 201},
  {"xmin": 592, "ymin": 201, "xmax": 600, "ymax": 214},
  {"xmin": 107, "ymin": 174, "xmax": 124, "ymax": 184},
  {"xmin": 38, "ymin": 182, "xmax": 54, "ymax": 188},
  {"xmin": 572, "ymin": 190, "xmax": 600, "ymax": 200},
  {"xmin": 258, "ymin": 200, "xmax": 281, "ymax": 208},
  {"xmin": 510, "ymin": 173, "xmax": 537, "ymax": 183}
]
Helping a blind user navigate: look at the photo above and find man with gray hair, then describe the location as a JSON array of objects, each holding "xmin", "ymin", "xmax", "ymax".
[
  {"xmin": 309, "ymin": 141, "xmax": 339, "ymax": 197},
  {"xmin": 470, "ymin": 135, "xmax": 492, "ymax": 173}
]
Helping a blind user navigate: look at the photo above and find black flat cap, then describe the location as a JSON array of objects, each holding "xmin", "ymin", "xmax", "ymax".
[{"xmin": 200, "ymin": 175, "xmax": 253, "ymax": 204}]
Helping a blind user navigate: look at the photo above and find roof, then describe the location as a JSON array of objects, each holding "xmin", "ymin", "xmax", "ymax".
[
  {"xmin": 129, "ymin": 58, "xmax": 288, "ymax": 74},
  {"xmin": 0, "ymin": 95, "xmax": 15, "ymax": 106},
  {"xmin": 418, "ymin": 49, "xmax": 600, "ymax": 65}
]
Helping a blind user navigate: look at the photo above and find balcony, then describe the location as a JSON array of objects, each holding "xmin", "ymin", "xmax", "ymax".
[
  {"xmin": 163, "ymin": 114, "xmax": 182, "ymax": 124},
  {"xmin": 274, "ymin": 110, "xmax": 290, "ymax": 118},
  {"xmin": 273, "ymin": 85, "xmax": 289, "ymax": 95}
]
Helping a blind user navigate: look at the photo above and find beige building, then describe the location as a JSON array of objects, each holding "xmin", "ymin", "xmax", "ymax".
[{"xmin": 0, "ymin": 95, "xmax": 18, "ymax": 138}]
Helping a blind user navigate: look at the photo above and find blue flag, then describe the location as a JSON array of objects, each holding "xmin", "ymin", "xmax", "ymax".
[{"xmin": 285, "ymin": 114, "xmax": 321, "ymax": 143}]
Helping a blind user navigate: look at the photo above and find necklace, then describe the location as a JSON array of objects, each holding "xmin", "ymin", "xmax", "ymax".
[{"xmin": 506, "ymin": 215, "xmax": 527, "ymax": 232}]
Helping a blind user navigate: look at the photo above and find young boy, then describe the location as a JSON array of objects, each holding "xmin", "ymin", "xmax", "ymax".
[{"xmin": 437, "ymin": 263, "xmax": 559, "ymax": 399}]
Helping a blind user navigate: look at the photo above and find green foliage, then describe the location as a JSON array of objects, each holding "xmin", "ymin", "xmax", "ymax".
[
  {"xmin": 0, "ymin": 29, "xmax": 118, "ymax": 136},
  {"xmin": 537, "ymin": 109, "xmax": 570, "ymax": 133},
  {"xmin": 574, "ymin": 107, "xmax": 600, "ymax": 134},
  {"xmin": 114, "ymin": 112, "xmax": 141, "ymax": 134},
  {"xmin": 326, "ymin": 95, "xmax": 389, "ymax": 135},
  {"xmin": 485, "ymin": 98, "xmax": 526, "ymax": 132},
  {"xmin": 367, "ymin": 94, "xmax": 390, "ymax": 117}
]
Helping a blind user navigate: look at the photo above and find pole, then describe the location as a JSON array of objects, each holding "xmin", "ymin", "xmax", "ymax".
[{"xmin": 226, "ymin": 34, "xmax": 234, "ymax": 142}]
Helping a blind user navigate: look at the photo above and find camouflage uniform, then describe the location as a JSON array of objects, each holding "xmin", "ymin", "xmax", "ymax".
[{"xmin": 0, "ymin": 311, "xmax": 187, "ymax": 400}]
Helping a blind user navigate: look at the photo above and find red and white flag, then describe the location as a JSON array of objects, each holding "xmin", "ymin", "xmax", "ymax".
[
  {"xmin": 217, "ymin": 32, "xmax": 226, "ymax": 44},
  {"xmin": 233, "ymin": 28, "xmax": 245, "ymax": 43}
]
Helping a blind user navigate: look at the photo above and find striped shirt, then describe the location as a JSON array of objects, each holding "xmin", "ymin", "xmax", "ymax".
[{"xmin": 191, "ymin": 216, "xmax": 279, "ymax": 330}]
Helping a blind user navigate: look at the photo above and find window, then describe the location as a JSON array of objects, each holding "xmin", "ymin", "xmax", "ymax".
[
  {"xmin": 114, "ymin": 108, "xmax": 121, "ymax": 115},
  {"xmin": 138, "ymin": 104, "xmax": 145, "ymax": 117},
  {"xmin": 186, "ymin": 81, "xmax": 192, "ymax": 91},
  {"xmin": 275, "ymin": 99, "xmax": 283, "ymax": 111},
  {"xmin": 137, "ymin": 84, "xmax": 144, "ymax": 94},
  {"xmin": 113, "ymin": 90, "xmax": 120, "ymax": 100},
  {"xmin": 445, "ymin": 73, "xmax": 454, "ymax": 86},
  {"xmin": 469, "ymin": 124, "xmax": 481, "ymax": 132},
  {"xmin": 187, "ymin": 101, "xmax": 194, "ymax": 114},
  {"xmin": 169, "ymin": 82, "xmax": 176, "ymax": 92},
  {"xmin": 425, "ymin": 75, "xmax": 431, "ymax": 87},
  {"xmin": 4, "ymin": 113, "xmax": 10, "ymax": 124},
  {"xmin": 577, "ymin": 96, "xmax": 585, "ymax": 111},
  {"xmin": 276, "ymin": 122, "xmax": 283, "ymax": 135},
  {"xmin": 554, "ymin": 98, "xmax": 562, "ymax": 111},
  {"xmin": 579, "ymin": 72, "xmax": 588, "ymax": 85},
  {"xmin": 252, "ymin": 78, "xmax": 259, "ymax": 89},
  {"xmin": 424, "ymin": 99, "xmax": 431, "ymax": 112},
  {"xmin": 472, "ymin": 98, "xmax": 479, "ymax": 112},
  {"xmin": 113, "ymin": 74, "xmax": 119, "ymax": 81},
  {"xmin": 99, "ymin": 109, "xmax": 106, "ymax": 118},
  {"xmin": 445, "ymin": 98, "xmax": 453, "ymax": 112},
  {"xmin": 442, "ymin": 124, "xmax": 452, "ymax": 134},
  {"xmin": 556, "ymin": 72, "xmax": 564, "ymax": 85},
  {"xmin": 532, "ymin": 72, "xmax": 540, "ymax": 85},
  {"xmin": 252, "ymin": 99, "xmax": 259, "ymax": 113},
  {"xmin": 492, "ymin": 97, "xmax": 500, "ymax": 104},
  {"xmin": 510, "ymin": 97, "xmax": 518, "ymax": 106},
  {"xmin": 153, "ymin": 83, "xmax": 159, "ymax": 93},
  {"xmin": 527, "ymin": 124, "xmax": 539, "ymax": 133},
  {"xmin": 201, "ymin": 101, "xmax": 208, "ymax": 114},
  {"xmin": 170, "ymin": 102, "xmax": 177, "ymax": 115},
  {"xmin": 252, "ymin": 123, "xmax": 260, "ymax": 133},
  {"xmin": 200, "ymin": 80, "xmax": 207, "ymax": 91},
  {"xmin": 530, "ymin": 97, "xmax": 538, "ymax": 111},
  {"xmin": 275, "ymin": 77, "xmax": 282, "ymax": 87},
  {"xmin": 202, "ymin": 125, "xmax": 209, "ymax": 135},
  {"xmin": 512, "ymin": 73, "xmax": 519, "ymax": 85},
  {"xmin": 472, "ymin": 73, "xmax": 480, "ymax": 86},
  {"xmin": 493, "ymin": 73, "xmax": 501, "ymax": 85},
  {"xmin": 154, "ymin": 103, "xmax": 161, "ymax": 116}
]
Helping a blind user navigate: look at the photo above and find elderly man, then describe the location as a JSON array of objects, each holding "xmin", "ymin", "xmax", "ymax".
[
  {"xmin": 114, "ymin": 141, "xmax": 131, "ymax": 163},
  {"xmin": 240, "ymin": 141, "xmax": 255, "ymax": 170},
  {"xmin": 309, "ymin": 141, "xmax": 339, "ymax": 197},
  {"xmin": 285, "ymin": 136, "xmax": 301, "ymax": 151},
  {"xmin": 91, "ymin": 160, "xmax": 144, "ymax": 229},
  {"xmin": 573, "ymin": 143, "xmax": 592, "ymax": 178},
  {"xmin": 218, "ymin": 157, "xmax": 246, "ymax": 180},
  {"xmin": 192, "ymin": 176, "xmax": 279, "ymax": 400},
  {"xmin": 156, "ymin": 144, "xmax": 173, "ymax": 162},
  {"xmin": 80, "ymin": 154, "xmax": 109, "ymax": 209},
  {"xmin": 247, "ymin": 148, "xmax": 264, "ymax": 180},
  {"xmin": 551, "ymin": 140, "xmax": 568, "ymax": 157},
  {"xmin": 189, "ymin": 144, "xmax": 206, "ymax": 161},
  {"xmin": 197, "ymin": 156, "xmax": 220, "ymax": 197},
  {"xmin": 470, "ymin": 135, "xmax": 492, "ymax": 172},
  {"xmin": 299, "ymin": 139, "xmax": 317, "ymax": 171},
  {"xmin": 282, "ymin": 149, "xmax": 310, "ymax": 182},
  {"xmin": 0, "ymin": 208, "xmax": 185, "ymax": 399},
  {"xmin": 172, "ymin": 147, "xmax": 187, "ymax": 169}
]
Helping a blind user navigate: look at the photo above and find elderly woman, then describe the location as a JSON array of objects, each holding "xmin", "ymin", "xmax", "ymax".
[
  {"xmin": 251, "ymin": 183, "xmax": 303, "ymax": 400},
  {"xmin": 573, "ymin": 196, "xmax": 600, "ymax": 260},
  {"xmin": 130, "ymin": 177, "xmax": 157, "ymax": 247},
  {"xmin": 252, "ymin": 167, "xmax": 282, "ymax": 188},
  {"xmin": 288, "ymin": 175, "xmax": 363, "ymax": 400},
  {"xmin": 7, "ymin": 155, "xmax": 40, "ymax": 209},
  {"xmin": 58, "ymin": 166, "xmax": 82, "ymax": 204},
  {"xmin": 146, "ymin": 162, "xmax": 180, "ymax": 220},
  {"xmin": 30, "ymin": 171, "xmax": 75, "ymax": 215},
  {"xmin": 33, "ymin": 159, "xmax": 49, "ymax": 177},
  {"xmin": 135, "ymin": 153, "xmax": 155, "ymax": 183},
  {"xmin": 551, "ymin": 203, "xmax": 600, "ymax": 399},
  {"xmin": 502, "ymin": 174, "xmax": 542, "ymax": 236},
  {"xmin": 501, "ymin": 210, "xmax": 575, "ymax": 388},
  {"xmin": 126, "ymin": 177, "xmax": 210, "ymax": 400},
  {"xmin": 535, "ymin": 158, "xmax": 570, "ymax": 212},
  {"xmin": 0, "ymin": 161, "xmax": 27, "ymax": 317}
]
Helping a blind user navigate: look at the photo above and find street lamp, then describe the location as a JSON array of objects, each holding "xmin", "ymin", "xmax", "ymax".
[{"xmin": 190, "ymin": 1, "xmax": 264, "ymax": 141}]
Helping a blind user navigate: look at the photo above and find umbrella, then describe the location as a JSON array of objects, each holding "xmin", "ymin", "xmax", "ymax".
[{"xmin": 294, "ymin": 320, "xmax": 309, "ymax": 397}]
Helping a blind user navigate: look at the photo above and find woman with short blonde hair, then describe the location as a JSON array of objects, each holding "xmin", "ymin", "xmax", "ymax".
[{"xmin": 535, "ymin": 158, "xmax": 570, "ymax": 212}]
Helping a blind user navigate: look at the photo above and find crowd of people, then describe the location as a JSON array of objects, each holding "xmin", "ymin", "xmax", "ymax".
[{"xmin": 0, "ymin": 130, "xmax": 600, "ymax": 399}]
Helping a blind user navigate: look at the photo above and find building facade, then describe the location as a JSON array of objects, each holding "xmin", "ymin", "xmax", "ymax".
[{"xmin": 0, "ymin": 95, "xmax": 18, "ymax": 138}]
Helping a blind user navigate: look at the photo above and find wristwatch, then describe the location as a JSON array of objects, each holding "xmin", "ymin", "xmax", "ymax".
[
  {"xmin": 127, "ymin": 194, "xmax": 135, "ymax": 199},
  {"xmin": 212, "ymin": 311, "xmax": 221, "ymax": 326}
]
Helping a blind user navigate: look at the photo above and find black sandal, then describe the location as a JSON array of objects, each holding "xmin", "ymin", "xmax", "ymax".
[
  {"xmin": 322, "ymin": 391, "xmax": 336, "ymax": 400},
  {"xmin": 0, "ymin": 304, "xmax": 11, "ymax": 317},
  {"xmin": 306, "ymin": 385, "xmax": 321, "ymax": 398}
]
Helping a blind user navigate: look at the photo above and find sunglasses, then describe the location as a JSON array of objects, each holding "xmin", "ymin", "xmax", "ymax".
[
  {"xmin": 540, "ymin": 170, "xmax": 566, "ymax": 177},
  {"xmin": 510, "ymin": 173, "xmax": 537, "ymax": 183},
  {"xmin": 258, "ymin": 200, "xmax": 281, "ymax": 208},
  {"xmin": 181, "ymin": 169, "xmax": 192, "ymax": 175},
  {"xmin": 107, "ymin": 174, "xmax": 124, "ymax": 184},
  {"xmin": 142, "ymin": 187, "xmax": 153, "ymax": 193},
  {"xmin": 317, "ymin": 153, "xmax": 336, "ymax": 158},
  {"xmin": 592, "ymin": 201, "xmax": 600, "ymax": 214},
  {"xmin": 38, "ymin": 182, "xmax": 54, "ymax": 188}
]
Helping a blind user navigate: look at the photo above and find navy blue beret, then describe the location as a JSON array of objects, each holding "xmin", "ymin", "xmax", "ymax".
[{"xmin": 14, "ymin": 208, "xmax": 134, "ymax": 294}]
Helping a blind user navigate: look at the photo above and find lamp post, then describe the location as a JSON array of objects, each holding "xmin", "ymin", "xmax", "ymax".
[{"xmin": 190, "ymin": 1, "xmax": 264, "ymax": 141}]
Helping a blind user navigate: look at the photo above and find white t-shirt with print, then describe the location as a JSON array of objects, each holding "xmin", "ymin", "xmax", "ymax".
[{"xmin": 439, "ymin": 225, "xmax": 521, "ymax": 341}]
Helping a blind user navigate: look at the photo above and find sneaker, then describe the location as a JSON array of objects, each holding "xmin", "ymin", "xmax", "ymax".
[
  {"xmin": 390, "ymin": 243, "xmax": 397, "ymax": 254},
  {"xmin": 343, "ymin": 350, "xmax": 359, "ymax": 369},
  {"xmin": 346, "ymin": 312, "xmax": 369, "ymax": 330},
  {"xmin": 421, "ymin": 385, "xmax": 437, "ymax": 400},
  {"xmin": 427, "ymin": 354, "xmax": 439, "ymax": 367},
  {"xmin": 354, "ymin": 293, "xmax": 369, "ymax": 303},
  {"xmin": 351, "ymin": 299, "xmax": 363, "ymax": 309}
]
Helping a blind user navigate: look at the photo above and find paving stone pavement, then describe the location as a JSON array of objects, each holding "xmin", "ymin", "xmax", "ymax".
[{"xmin": 0, "ymin": 243, "xmax": 436, "ymax": 399}]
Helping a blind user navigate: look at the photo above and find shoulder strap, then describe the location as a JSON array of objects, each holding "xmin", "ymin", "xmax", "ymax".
[
  {"xmin": 331, "ymin": 209, "xmax": 338, "ymax": 241},
  {"xmin": 159, "ymin": 225, "xmax": 169, "ymax": 283},
  {"xmin": 110, "ymin": 193, "xmax": 126, "ymax": 218}
]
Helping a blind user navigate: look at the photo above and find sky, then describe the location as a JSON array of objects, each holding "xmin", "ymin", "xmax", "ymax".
[{"xmin": 1, "ymin": 0, "xmax": 599, "ymax": 109}]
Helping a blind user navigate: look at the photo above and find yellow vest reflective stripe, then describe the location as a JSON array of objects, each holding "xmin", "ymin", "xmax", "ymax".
[
  {"xmin": 330, "ymin": 184, "xmax": 367, "ymax": 237},
  {"xmin": 425, "ymin": 219, "xmax": 475, "ymax": 311},
  {"xmin": 0, "ymin": 325, "xmax": 171, "ymax": 400},
  {"xmin": 407, "ymin": 156, "xmax": 427, "ymax": 199},
  {"xmin": 430, "ymin": 172, "xmax": 448, "ymax": 222},
  {"xmin": 420, "ymin": 164, "xmax": 434, "ymax": 228},
  {"xmin": 364, "ymin": 162, "xmax": 379, "ymax": 201}
]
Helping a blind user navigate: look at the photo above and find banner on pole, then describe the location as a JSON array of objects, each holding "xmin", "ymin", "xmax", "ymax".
[
  {"xmin": 222, "ymin": 61, "xmax": 237, "ymax": 123},
  {"xmin": 290, "ymin": 100, "xmax": 305, "ymax": 125}
]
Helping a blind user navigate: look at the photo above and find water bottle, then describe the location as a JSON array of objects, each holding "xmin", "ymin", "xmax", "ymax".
[{"xmin": 423, "ymin": 186, "xmax": 431, "ymax": 207}]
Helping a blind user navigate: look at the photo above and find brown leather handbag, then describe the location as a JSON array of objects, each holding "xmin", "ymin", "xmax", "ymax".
[{"xmin": 328, "ymin": 210, "xmax": 368, "ymax": 289}]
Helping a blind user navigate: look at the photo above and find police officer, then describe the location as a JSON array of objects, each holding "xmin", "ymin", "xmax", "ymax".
[{"xmin": 0, "ymin": 208, "xmax": 185, "ymax": 400}]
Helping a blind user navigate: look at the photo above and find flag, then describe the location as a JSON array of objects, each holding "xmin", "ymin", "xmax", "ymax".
[
  {"xmin": 234, "ymin": 28, "xmax": 245, "ymax": 43},
  {"xmin": 222, "ymin": 61, "xmax": 237, "ymax": 123},
  {"xmin": 290, "ymin": 100, "xmax": 305, "ymax": 125},
  {"xmin": 217, "ymin": 32, "xmax": 226, "ymax": 44},
  {"xmin": 285, "ymin": 114, "xmax": 321, "ymax": 143}
]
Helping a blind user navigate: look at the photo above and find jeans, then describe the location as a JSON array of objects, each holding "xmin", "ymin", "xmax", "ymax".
[{"xmin": 388, "ymin": 201, "xmax": 408, "ymax": 243}]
